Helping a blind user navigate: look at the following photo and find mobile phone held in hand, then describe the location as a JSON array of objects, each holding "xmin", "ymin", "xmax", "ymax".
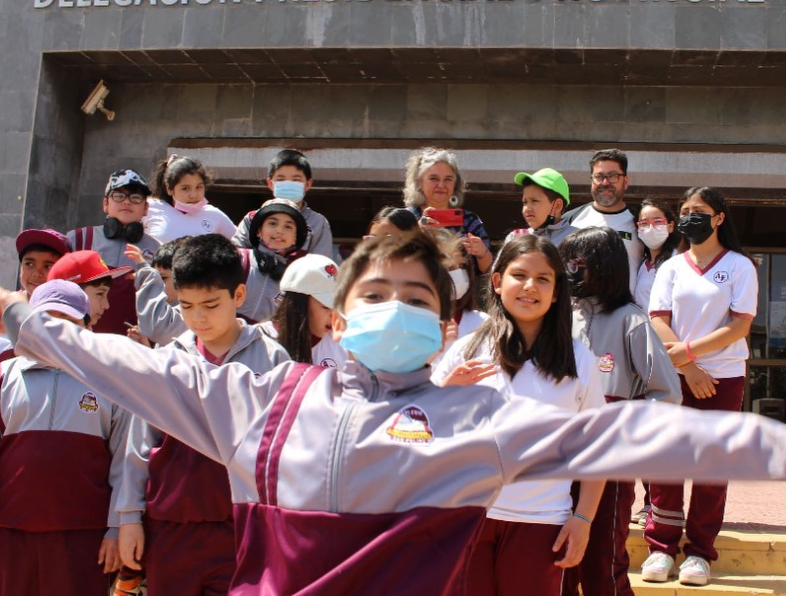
[{"xmin": 428, "ymin": 209, "xmax": 464, "ymax": 227}]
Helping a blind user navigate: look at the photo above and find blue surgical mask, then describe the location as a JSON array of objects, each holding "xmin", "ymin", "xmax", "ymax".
[
  {"xmin": 273, "ymin": 181, "xmax": 306, "ymax": 204},
  {"xmin": 339, "ymin": 301, "xmax": 443, "ymax": 374}
]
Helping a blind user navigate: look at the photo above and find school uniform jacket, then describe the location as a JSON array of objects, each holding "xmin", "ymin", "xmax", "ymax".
[
  {"xmin": 7, "ymin": 302, "xmax": 786, "ymax": 596},
  {"xmin": 67, "ymin": 225, "xmax": 161, "ymax": 335},
  {"xmin": 0, "ymin": 355, "xmax": 131, "ymax": 536},
  {"xmin": 572, "ymin": 298, "xmax": 681, "ymax": 404},
  {"xmin": 232, "ymin": 203, "xmax": 334, "ymax": 259},
  {"xmin": 134, "ymin": 266, "xmax": 186, "ymax": 346},
  {"xmin": 117, "ymin": 322, "xmax": 290, "ymax": 525},
  {"xmin": 504, "ymin": 218, "xmax": 578, "ymax": 248}
]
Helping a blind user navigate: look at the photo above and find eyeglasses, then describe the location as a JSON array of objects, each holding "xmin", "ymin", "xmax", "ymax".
[
  {"xmin": 566, "ymin": 258, "xmax": 585, "ymax": 274},
  {"xmin": 108, "ymin": 191, "xmax": 146, "ymax": 204},
  {"xmin": 591, "ymin": 173, "xmax": 624, "ymax": 184},
  {"xmin": 636, "ymin": 219, "xmax": 668, "ymax": 231}
]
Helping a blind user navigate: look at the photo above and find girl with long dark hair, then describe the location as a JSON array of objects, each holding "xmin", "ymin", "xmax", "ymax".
[
  {"xmin": 433, "ymin": 235, "xmax": 606, "ymax": 596},
  {"xmin": 642, "ymin": 187, "xmax": 758, "ymax": 587},
  {"xmin": 559, "ymin": 226, "xmax": 681, "ymax": 596}
]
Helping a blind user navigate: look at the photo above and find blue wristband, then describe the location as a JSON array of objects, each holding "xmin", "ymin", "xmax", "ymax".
[{"xmin": 573, "ymin": 513, "xmax": 593, "ymax": 524}]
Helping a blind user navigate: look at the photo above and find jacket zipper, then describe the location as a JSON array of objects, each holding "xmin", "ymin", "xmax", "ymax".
[{"xmin": 49, "ymin": 370, "xmax": 61, "ymax": 430}]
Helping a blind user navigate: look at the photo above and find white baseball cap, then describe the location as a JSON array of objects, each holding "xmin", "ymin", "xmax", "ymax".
[{"xmin": 280, "ymin": 254, "xmax": 339, "ymax": 309}]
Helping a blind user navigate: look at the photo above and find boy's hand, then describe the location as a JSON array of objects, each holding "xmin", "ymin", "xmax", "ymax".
[
  {"xmin": 124, "ymin": 244, "xmax": 147, "ymax": 265},
  {"xmin": 98, "ymin": 537, "xmax": 122, "ymax": 573},
  {"xmin": 118, "ymin": 523, "xmax": 145, "ymax": 571},
  {"xmin": 0, "ymin": 287, "xmax": 26, "ymax": 313},
  {"xmin": 126, "ymin": 325, "xmax": 151, "ymax": 347}
]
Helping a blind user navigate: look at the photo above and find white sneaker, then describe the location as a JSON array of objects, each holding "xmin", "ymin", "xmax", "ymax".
[
  {"xmin": 679, "ymin": 555, "xmax": 711, "ymax": 586},
  {"xmin": 641, "ymin": 552, "xmax": 675, "ymax": 583},
  {"xmin": 632, "ymin": 505, "xmax": 651, "ymax": 524}
]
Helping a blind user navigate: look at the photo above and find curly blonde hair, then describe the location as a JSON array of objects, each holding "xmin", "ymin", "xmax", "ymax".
[{"xmin": 402, "ymin": 148, "xmax": 466, "ymax": 208}]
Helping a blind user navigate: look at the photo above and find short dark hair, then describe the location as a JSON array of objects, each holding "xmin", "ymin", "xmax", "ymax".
[
  {"xmin": 152, "ymin": 236, "xmax": 192, "ymax": 270},
  {"xmin": 19, "ymin": 243, "xmax": 60, "ymax": 261},
  {"xmin": 366, "ymin": 206, "xmax": 419, "ymax": 235},
  {"xmin": 151, "ymin": 156, "xmax": 211, "ymax": 207},
  {"xmin": 81, "ymin": 277, "xmax": 113, "ymax": 289},
  {"xmin": 589, "ymin": 149, "xmax": 628, "ymax": 175},
  {"xmin": 559, "ymin": 226, "xmax": 634, "ymax": 313},
  {"xmin": 172, "ymin": 234, "xmax": 244, "ymax": 296},
  {"xmin": 268, "ymin": 149, "xmax": 312, "ymax": 180},
  {"xmin": 335, "ymin": 230, "xmax": 452, "ymax": 321},
  {"xmin": 466, "ymin": 235, "xmax": 576, "ymax": 381}
]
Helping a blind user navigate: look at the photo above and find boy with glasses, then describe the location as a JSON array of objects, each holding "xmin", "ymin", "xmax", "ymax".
[
  {"xmin": 67, "ymin": 170, "xmax": 160, "ymax": 335},
  {"xmin": 563, "ymin": 149, "xmax": 644, "ymax": 293}
]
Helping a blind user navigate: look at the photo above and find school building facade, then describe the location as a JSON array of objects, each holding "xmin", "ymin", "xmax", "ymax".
[{"xmin": 1, "ymin": 0, "xmax": 786, "ymax": 410}]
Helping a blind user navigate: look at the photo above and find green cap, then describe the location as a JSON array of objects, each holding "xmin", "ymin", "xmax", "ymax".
[{"xmin": 513, "ymin": 167, "xmax": 570, "ymax": 205}]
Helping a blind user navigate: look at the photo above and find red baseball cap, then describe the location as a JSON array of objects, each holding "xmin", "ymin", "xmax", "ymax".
[
  {"xmin": 47, "ymin": 250, "xmax": 132, "ymax": 284},
  {"xmin": 16, "ymin": 229, "xmax": 71, "ymax": 259}
]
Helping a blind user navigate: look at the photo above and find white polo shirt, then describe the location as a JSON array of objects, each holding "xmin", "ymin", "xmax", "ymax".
[
  {"xmin": 259, "ymin": 320, "xmax": 348, "ymax": 370},
  {"xmin": 143, "ymin": 198, "xmax": 237, "ymax": 244},
  {"xmin": 649, "ymin": 250, "xmax": 758, "ymax": 379},
  {"xmin": 634, "ymin": 249, "xmax": 675, "ymax": 310},
  {"xmin": 432, "ymin": 334, "xmax": 605, "ymax": 525}
]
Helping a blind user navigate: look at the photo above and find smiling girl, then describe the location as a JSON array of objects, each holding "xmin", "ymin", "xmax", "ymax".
[
  {"xmin": 144, "ymin": 155, "xmax": 237, "ymax": 244},
  {"xmin": 433, "ymin": 235, "xmax": 606, "ymax": 596}
]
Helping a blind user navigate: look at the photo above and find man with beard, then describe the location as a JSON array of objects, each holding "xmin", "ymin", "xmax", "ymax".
[{"xmin": 563, "ymin": 149, "xmax": 644, "ymax": 293}]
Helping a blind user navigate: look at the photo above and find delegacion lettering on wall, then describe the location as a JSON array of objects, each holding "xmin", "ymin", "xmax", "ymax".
[{"xmin": 32, "ymin": 0, "xmax": 766, "ymax": 7}]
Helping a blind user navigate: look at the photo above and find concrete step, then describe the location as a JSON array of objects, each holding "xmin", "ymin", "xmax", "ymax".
[
  {"xmin": 629, "ymin": 572, "xmax": 786, "ymax": 595},
  {"xmin": 627, "ymin": 525, "xmax": 786, "ymax": 577}
]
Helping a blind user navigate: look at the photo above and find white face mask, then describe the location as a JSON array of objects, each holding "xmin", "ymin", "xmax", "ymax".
[
  {"xmin": 637, "ymin": 226, "xmax": 670, "ymax": 250},
  {"xmin": 449, "ymin": 268, "xmax": 470, "ymax": 301}
]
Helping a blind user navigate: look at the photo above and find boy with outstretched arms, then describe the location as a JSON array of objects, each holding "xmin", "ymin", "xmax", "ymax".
[
  {"xmin": 232, "ymin": 149, "xmax": 334, "ymax": 258},
  {"xmin": 0, "ymin": 280, "xmax": 130, "ymax": 596},
  {"xmin": 116, "ymin": 235, "xmax": 289, "ymax": 596},
  {"xmin": 67, "ymin": 169, "xmax": 160, "ymax": 335},
  {"xmin": 3, "ymin": 232, "xmax": 786, "ymax": 596}
]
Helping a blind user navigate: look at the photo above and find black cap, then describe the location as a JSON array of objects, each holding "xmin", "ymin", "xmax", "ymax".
[{"xmin": 248, "ymin": 199, "xmax": 308, "ymax": 250}]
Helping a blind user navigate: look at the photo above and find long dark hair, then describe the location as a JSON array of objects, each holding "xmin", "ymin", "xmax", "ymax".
[
  {"xmin": 465, "ymin": 235, "xmax": 576, "ymax": 382},
  {"xmin": 559, "ymin": 227, "xmax": 634, "ymax": 313},
  {"xmin": 681, "ymin": 187, "xmax": 751, "ymax": 261},
  {"xmin": 640, "ymin": 198, "xmax": 681, "ymax": 269},
  {"xmin": 151, "ymin": 155, "xmax": 211, "ymax": 206},
  {"xmin": 271, "ymin": 292, "xmax": 313, "ymax": 364},
  {"xmin": 439, "ymin": 232, "xmax": 478, "ymax": 314}
]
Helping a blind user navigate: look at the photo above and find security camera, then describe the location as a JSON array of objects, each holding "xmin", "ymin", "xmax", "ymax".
[{"xmin": 81, "ymin": 80, "xmax": 115, "ymax": 121}]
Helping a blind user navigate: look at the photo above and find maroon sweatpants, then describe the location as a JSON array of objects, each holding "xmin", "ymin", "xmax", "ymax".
[
  {"xmin": 0, "ymin": 527, "xmax": 110, "ymax": 596},
  {"xmin": 144, "ymin": 518, "xmax": 236, "ymax": 596},
  {"xmin": 645, "ymin": 376, "xmax": 744, "ymax": 562},
  {"xmin": 466, "ymin": 518, "xmax": 564, "ymax": 596},
  {"xmin": 562, "ymin": 480, "xmax": 636, "ymax": 596}
]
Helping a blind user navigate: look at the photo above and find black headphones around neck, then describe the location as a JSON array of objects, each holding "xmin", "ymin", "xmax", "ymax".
[{"xmin": 103, "ymin": 217, "xmax": 144, "ymax": 244}]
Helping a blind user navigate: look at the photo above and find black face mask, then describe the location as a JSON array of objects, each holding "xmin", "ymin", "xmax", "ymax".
[
  {"xmin": 103, "ymin": 217, "xmax": 144, "ymax": 244},
  {"xmin": 677, "ymin": 213, "xmax": 715, "ymax": 245}
]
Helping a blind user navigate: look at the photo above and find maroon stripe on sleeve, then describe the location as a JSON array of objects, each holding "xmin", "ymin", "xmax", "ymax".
[
  {"xmin": 266, "ymin": 365, "xmax": 324, "ymax": 507},
  {"xmin": 255, "ymin": 363, "xmax": 311, "ymax": 505},
  {"xmin": 649, "ymin": 310, "xmax": 672, "ymax": 318},
  {"xmin": 730, "ymin": 310, "xmax": 754, "ymax": 321}
]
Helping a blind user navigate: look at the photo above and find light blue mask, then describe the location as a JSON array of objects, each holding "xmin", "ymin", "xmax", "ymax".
[
  {"xmin": 273, "ymin": 181, "xmax": 306, "ymax": 203},
  {"xmin": 339, "ymin": 301, "xmax": 444, "ymax": 374}
]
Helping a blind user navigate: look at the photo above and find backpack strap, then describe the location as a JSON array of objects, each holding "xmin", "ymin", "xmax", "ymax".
[{"xmin": 255, "ymin": 363, "xmax": 325, "ymax": 506}]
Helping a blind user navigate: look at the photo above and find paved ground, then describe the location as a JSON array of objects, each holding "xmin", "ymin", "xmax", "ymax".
[{"xmin": 633, "ymin": 481, "xmax": 786, "ymax": 533}]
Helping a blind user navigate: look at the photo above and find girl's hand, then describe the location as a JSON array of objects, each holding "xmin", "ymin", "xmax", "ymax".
[
  {"xmin": 124, "ymin": 244, "xmax": 147, "ymax": 265},
  {"xmin": 665, "ymin": 341, "xmax": 692, "ymax": 368},
  {"xmin": 126, "ymin": 325, "xmax": 151, "ymax": 347},
  {"xmin": 462, "ymin": 233, "xmax": 489, "ymax": 258},
  {"xmin": 553, "ymin": 516, "xmax": 592, "ymax": 568},
  {"xmin": 98, "ymin": 537, "xmax": 122, "ymax": 573},
  {"xmin": 681, "ymin": 362, "xmax": 719, "ymax": 399},
  {"xmin": 118, "ymin": 524, "xmax": 145, "ymax": 571},
  {"xmin": 440, "ymin": 359, "xmax": 497, "ymax": 387}
]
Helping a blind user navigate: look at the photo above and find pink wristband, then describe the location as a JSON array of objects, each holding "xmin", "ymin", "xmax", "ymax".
[{"xmin": 685, "ymin": 341, "xmax": 696, "ymax": 361}]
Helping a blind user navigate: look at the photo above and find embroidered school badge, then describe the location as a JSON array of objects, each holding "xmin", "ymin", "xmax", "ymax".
[
  {"xmin": 320, "ymin": 357, "xmax": 338, "ymax": 368},
  {"xmin": 78, "ymin": 392, "xmax": 99, "ymax": 413},
  {"xmin": 386, "ymin": 405, "xmax": 434, "ymax": 444},
  {"xmin": 598, "ymin": 352, "xmax": 615, "ymax": 373},
  {"xmin": 713, "ymin": 271, "xmax": 729, "ymax": 283}
]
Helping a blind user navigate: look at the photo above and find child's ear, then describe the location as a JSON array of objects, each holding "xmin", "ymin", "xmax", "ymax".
[
  {"xmin": 491, "ymin": 272, "xmax": 502, "ymax": 296},
  {"xmin": 234, "ymin": 284, "xmax": 247, "ymax": 308},
  {"xmin": 305, "ymin": 180, "xmax": 314, "ymax": 192},
  {"xmin": 331, "ymin": 310, "xmax": 346, "ymax": 343},
  {"xmin": 102, "ymin": 197, "xmax": 110, "ymax": 215},
  {"xmin": 265, "ymin": 178, "xmax": 275, "ymax": 192}
]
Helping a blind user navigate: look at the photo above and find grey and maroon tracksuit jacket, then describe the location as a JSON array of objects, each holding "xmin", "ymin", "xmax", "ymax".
[
  {"xmin": 0, "ymin": 355, "xmax": 131, "ymax": 537},
  {"xmin": 116, "ymin": 322, "xmax": 290, "ymax": 526},
  {"xmin": 6, "ymin": 302, "xmax": 786, "ymax": 596}
]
